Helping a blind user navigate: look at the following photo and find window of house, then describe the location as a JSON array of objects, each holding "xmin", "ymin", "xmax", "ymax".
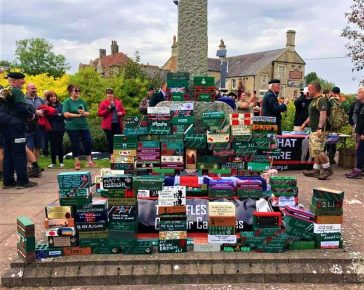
[
  {"xmin": 231, "ymin": 79, "xmax": 237, "ymax": 89},
  {"xmin": 261, "ymin": 74, "xmax": 268, "ymax": 85},
  {"xmin": 280, "ymin": 85, "xmax": 286, "ymax": 98},
  {"xmin": 278, "ymin": 65, "xmax": 286, "ymax": 80}
]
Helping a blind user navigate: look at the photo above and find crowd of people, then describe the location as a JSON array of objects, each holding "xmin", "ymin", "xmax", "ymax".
[{"xmin": 0, "ymin": 72, "xmax": 363, "ymax": 189}]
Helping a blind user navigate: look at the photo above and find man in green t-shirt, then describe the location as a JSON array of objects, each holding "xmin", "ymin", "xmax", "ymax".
[
  {"xmin": 2, "ymin": 72, "xmax": 38, "ymax": 189},
  {"xmin": 300, "ymin": 81, "xmax": 333, "ymax": 180}
]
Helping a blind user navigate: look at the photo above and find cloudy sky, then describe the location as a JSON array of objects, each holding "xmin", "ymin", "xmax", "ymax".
[{"xmin": 1, "ymin": 0, "xmax": 362, "ymax": 93}]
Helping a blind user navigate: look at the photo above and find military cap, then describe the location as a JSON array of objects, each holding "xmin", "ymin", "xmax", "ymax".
[
  {"xmin": 331, "ymin": 86, "xmax": 340, "ymax": 94},
  {"xmin": 6, "ymin": 72, "xmax": 26, "ymax": 79},
  {"xmin": 147, "ymin": 85, "xmax": 155, "ymax": 91},
  {"xmin": 268, "ymin": 79, "xmax": 281, "ymax": 84}
]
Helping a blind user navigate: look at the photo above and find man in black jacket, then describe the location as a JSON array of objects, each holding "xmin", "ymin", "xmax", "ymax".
[
  {"xmin": 149, "ymin": 82, "xmax": 168, "ymax": 107},
  {"xmin": 345, "ymin": 87, "xmax": 364, "ymax": 178},
  {"xmin": 293, "ymin": 87, "xmax": 312, "ymax": 131},
  {"xmin": 261, "ymin": 79, "xmax": 288, "ymax": 134},
  {"xmin": 1, "ymin": 72, "xmax": 37, "ymax": 189}
]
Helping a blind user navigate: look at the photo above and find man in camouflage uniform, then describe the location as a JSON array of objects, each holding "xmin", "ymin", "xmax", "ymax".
[{"xmin": 300, "ymin": 81, "xmax": 333, "ymax": 180}]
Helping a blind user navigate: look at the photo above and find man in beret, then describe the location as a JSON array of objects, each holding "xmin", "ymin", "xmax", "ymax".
[
  {"xmin": 261, "ymin": 79, "xmax": 288, "ymax": 134},
  {"xmin": 1, "ymin": 72, "xmax": 38, "ymax": 189},
  {"xmin": 139, "ymin": 85, "xmax": 155, "ymax": 114}
]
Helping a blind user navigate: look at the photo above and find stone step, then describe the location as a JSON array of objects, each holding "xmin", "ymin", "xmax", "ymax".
[{"xmin": 2, "ymin": 252, "xmax": 364, "ymax": 287}]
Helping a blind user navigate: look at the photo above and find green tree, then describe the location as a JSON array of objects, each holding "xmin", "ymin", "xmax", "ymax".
[
  {"xmin": 304, "ymin": 72, "xmax": 319, "ymax": 85},
  {"xmin": 304, "ymin": 72, "xmax": 335, "ymax": 91},
  {"xmin": 0, "ymin": 60, "xmax": 12, "ymax": 67},
  {"xmin": 13, "ymin": 38, "xmax": 70, "ymax": 78},
  {"xmin": 341, "ymin": 0, "xmax": 364, "ymax": 84}
]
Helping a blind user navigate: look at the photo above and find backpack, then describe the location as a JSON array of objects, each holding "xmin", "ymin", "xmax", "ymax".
[{"xmin": 327, "ymin": 97, "xmax": 348, "ymax": 131}]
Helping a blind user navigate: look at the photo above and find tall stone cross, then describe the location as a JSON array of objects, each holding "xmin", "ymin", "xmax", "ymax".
[{"xmin": 177, "ymin": 0, "xmax": 208, "ymax": 77}]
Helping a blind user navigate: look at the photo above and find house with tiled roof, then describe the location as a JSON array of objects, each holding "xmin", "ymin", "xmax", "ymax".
[
  {"xmin": 79, "ymin": 40, "xmax": 167, "ymax": 79},
  {"xmin": 79, "ymin": 41, "xmax": 130, "ymax": 77},
  {"xmin": 163, "ymin": 30, "xmax": 305, "ymax": 98}
]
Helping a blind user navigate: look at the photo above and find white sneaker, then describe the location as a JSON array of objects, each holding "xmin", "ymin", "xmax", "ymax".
[
  {"xmin": 59, "ymin": 163, "xmax": 65, "ymax": 168},
  {"xmin": 48, "ymin": 164, "xmax": 56, "ymax": 168}
]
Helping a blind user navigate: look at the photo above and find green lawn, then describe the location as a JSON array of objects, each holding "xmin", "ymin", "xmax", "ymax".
[
  {"xmin": 38, "ymin": 155, "xmax": 110, "ymax": 169},
  {"xmin": 0, "ymin": 156, "xmax": 110, "ymax": 186}
]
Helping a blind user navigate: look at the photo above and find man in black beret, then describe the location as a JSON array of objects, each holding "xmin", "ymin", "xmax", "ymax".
[
  {"xmin": 6, "ymin": 72, "xmax": 26, "ymax": 79},
  {"xmin": 1, "ymin": 72, "xmax": 37, "ymax": 189},
  {"xmin": 261, "ymin": 79, "xmax": 288, "ymax": 134},
  {"xmin": 139, "ymin": 85, "xmax": 155, "ymax": 114}
]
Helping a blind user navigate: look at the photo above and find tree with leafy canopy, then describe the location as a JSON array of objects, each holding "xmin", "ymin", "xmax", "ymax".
[
  {"xmin": 304, "ymin": 72, "xmax": 335, "ymax": 91},
  {"xmin": 13, "ymin": 38, "xmax": 70, "ymax": 78},
  {"xmin": 0, "ymin": 60, "xmax": 12, "ymax": 67},
  {"xmin": 341, "ymin": 0, "xmax": 364, "ymax": 84}
]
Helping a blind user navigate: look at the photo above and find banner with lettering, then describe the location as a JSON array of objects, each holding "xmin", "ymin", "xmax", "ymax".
[
  {"xmin": 272, "ymin": 134, "xmax": 314, "ymax": 170},
  {"xmin": 137, "ymin": 198, "xmax": 256, "ymax": 234}
]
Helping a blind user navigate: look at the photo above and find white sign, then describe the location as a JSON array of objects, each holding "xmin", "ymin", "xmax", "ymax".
[
  {"xmin": 208, "ymin": 234, "xmax": 237, "ymax": 244},
  {"xmin": 158, "ymin": 199, "xmax": 187, "ymax": 206},
  {"xmin": 206, "ymin": 132, "xmax": 230, "ymax": 143},
  {"xmin": 231, "ymin": 125, "xmax": 251, "ymax": 136},
  {"xmin": 209, "ymin": 202, "xmax": 235, "ymax": 217},
  {"xmin": 278, "ymin": 196, "xmax": 296, "ymax": 207},
  {"xmin": 319, "ymin": 241, "xmax": 340, "ymax": 249},
  {"xmin": 313, "ymin": 224, "xmax": 341, "ymax": 234},
  {"xmin": 170, "ymin": 102, "xmax": 194, "ymax": 111},
  {"xmin": 147, "ymin": 107, "xmax": 171, "ymax": 115},
  {"xmin": 159, "ymin": 186, "xmax": 186, "ymax": 199},
  {"xmin": 137, "ymin": 189, "xmax": 150, "ymax": 198},
  {"xmin": 161, "ymin": 156, "xmax": 184, "ymax": 163}
]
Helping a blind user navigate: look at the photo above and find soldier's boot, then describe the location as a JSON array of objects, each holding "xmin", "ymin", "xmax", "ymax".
[
  {"xmin": 317, "ymin": 168, "xmax": 333, "ymax": 180},
  {"xmin": 303, "ymin": 169, "xmax": 320, "ymax": 178}
]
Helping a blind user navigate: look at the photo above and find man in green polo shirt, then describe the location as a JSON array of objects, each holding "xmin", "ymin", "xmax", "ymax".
[
  {"xmin": 1, "ymin": 72, "xmax": 38, "ymax": 189},
  {"xmin": 300, "ymin": 81, "xmax": 333, "ymax": 180}
]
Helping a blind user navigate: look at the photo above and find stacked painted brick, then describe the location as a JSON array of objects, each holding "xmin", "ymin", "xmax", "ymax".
[
  {"xmin": 101, "ymin": 174, "xmax": 137, "ymax": 253},
  {"xmin": 112, "ymin": 135, "xmax": 137, "ymax": 172},
  {"xmin": 158, "ymin": 186, "xmax": 187, "ymax": 253},
  {"xmin": 208, "ymin": 202, "xmax": 236, "ymax": 245},
  {"xmin": 193, "ymin": 76, "xmax": 216, "ymax": 102},
  {"xmin": 167, "ymin": 72, "xmax": 189, "ymax": 102},
  {"xmin": 17, "ymin": 216, "xmax": 36, "ymax": 263},
  {"xmin": 270, "ymin": 176, "xmax": 298, "ymax": 207},
  {"xmin": 241, "ymin": 212, "xmax": 288, "ymax": 253},
  {"xmin": 282, "ymin": 205, "xmax": 315, "ymax": 248},
  {"xmin": 311, "ymin": 187, "xmax": 344, "ymax": 249}
]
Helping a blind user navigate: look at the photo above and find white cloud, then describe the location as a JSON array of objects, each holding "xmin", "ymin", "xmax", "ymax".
[{"xmin": 0, "ymin": 0, "xmax": 362, "ymax": 92}]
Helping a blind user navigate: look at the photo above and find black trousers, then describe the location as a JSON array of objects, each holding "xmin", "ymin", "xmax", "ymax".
[
  {"xmin": 47, "ymin": 131, "xmax": 64, "ymax": 164},
  {"xmin": 2, "ymin": 123, "xmax": 28, "ymax": 186},
  {"xmin": 104, "ymin": 123, "xmax": 122, "ymax": 154}
]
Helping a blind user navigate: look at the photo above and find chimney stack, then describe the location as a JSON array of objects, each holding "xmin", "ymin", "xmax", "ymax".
[
  {"xmin": 171, "ymin": 35, "xmax": 178, "ymax": 57},
  {"xmin": 99, "ymin": 49, "xmax": 106, "ymax": 58},
  {"xmin": 286, "ymin": 30, "xmax": 296, "ymax": 52},
  {"xmin": 111, "ymin": 40, "xmax": 119, "ymax": 55}
]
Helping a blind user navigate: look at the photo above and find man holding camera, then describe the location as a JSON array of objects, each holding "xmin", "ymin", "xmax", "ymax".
[{"xmin": 97, "ymin": 88, "xmax": 126, "ymax": 156}]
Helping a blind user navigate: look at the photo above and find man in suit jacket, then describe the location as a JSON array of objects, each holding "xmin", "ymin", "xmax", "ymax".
[
  {"xmin": 149, "ymin": 82, "xmax": 168, "ymax": 107},
  {"xmin": 261, "ymin": 79, "xmax": 288, "ymax": 134}
]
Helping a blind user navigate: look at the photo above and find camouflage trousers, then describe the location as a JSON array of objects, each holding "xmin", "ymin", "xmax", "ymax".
[{"xmin": 309, "ymin": 131, "xmax": 328, "ymax": 158}]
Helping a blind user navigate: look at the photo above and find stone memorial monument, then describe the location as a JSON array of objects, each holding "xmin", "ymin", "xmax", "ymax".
[{"xmin": 177, "ymin": 0, "xmax": 208, "ymax": 77}]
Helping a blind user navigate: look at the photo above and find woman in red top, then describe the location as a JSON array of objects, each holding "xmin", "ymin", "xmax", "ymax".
[{"xmin": 97, "ymin": 88, "xmax": 126, "ymax": 155}]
